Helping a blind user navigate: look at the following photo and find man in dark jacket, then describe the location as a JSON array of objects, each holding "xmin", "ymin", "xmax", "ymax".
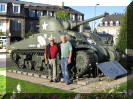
[{"xmin": 45, "ymin": 38, "xmax": 58, "ymax": 82}]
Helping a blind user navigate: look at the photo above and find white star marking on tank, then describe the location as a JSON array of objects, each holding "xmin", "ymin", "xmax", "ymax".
[{"xmin": 42, "ymin": 22, "xmax": 48, "ymax": 30}]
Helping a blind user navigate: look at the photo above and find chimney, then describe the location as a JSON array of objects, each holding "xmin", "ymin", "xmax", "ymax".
[{"xmin": 60, "ymin": 2, "xmax": 64, "ymax": 9}]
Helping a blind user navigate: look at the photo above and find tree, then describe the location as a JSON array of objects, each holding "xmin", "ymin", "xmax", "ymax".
[
  {"xmin": 116, "ymin": 13, "xmax": 127, "ymax": 52},
  {"xmin": 116, "ymin": 2, "xmax": 133, "ymax": 52},
  {"xmin": 55, "ymin": 11, "xmax": 69, "ymax": 20},
  {"xmin": 127, "ymin": 2, "xmax": 133, "ymax": 50}
]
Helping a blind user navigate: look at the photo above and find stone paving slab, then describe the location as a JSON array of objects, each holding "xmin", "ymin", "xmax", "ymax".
[
  {"xmin": 73, "ymin": 77, "xmax": 127, "ymax": 93},
  {"xmin": 6, "ymin": 70, "xmax": 129, "ymax": 93},
  {"xmin": 6, "ymin": 71, "xmax": 82, "ymax": 92}
]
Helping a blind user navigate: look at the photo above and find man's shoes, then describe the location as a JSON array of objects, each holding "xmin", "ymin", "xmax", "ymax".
[
  {"xmin": 49, "ymin": 79, "xmax": 53, "ymax": 82},
  {"xmin": 65, "ymin": 82, "xmax": 70, "ymax": 85},
  {"xmin": 61, "ymin": 81, "xmax": 65, "ymax": 83}
]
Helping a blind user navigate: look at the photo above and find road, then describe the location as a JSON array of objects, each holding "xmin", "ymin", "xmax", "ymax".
[{"xmin": 0, "ymin": 52, "xmax": 14, "ymax": 68}]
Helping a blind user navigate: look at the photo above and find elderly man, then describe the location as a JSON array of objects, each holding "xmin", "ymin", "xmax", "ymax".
[
  {"xmin": 45, "ymin": 38, "xmax": 58, "ymax": 82},
  {"xmin": 60, "ymin": 35, "xmax": 72, "ymax": 85}
]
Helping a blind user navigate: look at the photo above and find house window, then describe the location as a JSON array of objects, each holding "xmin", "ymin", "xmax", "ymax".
[
  {"xmin": 48, "ymin": 11, "xmax": 52, "ymax": 16},
  {"xmin": 105, "ymin": 21, "xmax": 108, "ymax": 26},
  {"xmin": 80, "ymin": 15, "xmax": 82, "ymax": 21},
  {"xmin": 43, "ymin": 10, "xmax": 47, "ymax": 16},
  {"xmin": 100, "ymin": 22, "xmax": 103, "ymax": 26},
  {"xmin": 116, "ymin": 21, "xmax": 119, "ymax": 26},
  {"xmin": 29, "ymin": 21, "xmax": 34, "ymax": 32},
  {"xmin": 0, "ymin": 20, "xmax": 6, "ymax": 32},
  {"xmin": 115, "ymin": 38, "xmax": 118, "ymax": 43},
  {"xmin": 12, "ymin": 20, "xmax": 20, "ymax": 31},
  {"xmin": 13, "ymin": 4, "xmax": 20, "ymax": 13},
  {"xmin": 70, "ymin": 14, "xmax": 75, "ymax": 21},
  {"xmin": 77, "ymin": 15, "xmax": 82, "ymax": 21},
  {"xmin": 37, "ymin": 11, "xmax": 43, "ymax": 17},
  {"xmin": 110, "ymin": 21, "xmax": 113, "ymax": 26},
  {"xmin": 77, "ymin": 15, "xmax": 80, "ymax": 21},
  {"xmin": 29, "ymin": 10, "xmax": 35, "ymax": 17},
  {"xmin": 0, "ymin": 3, "xmax": 7, "ymax": 12}
]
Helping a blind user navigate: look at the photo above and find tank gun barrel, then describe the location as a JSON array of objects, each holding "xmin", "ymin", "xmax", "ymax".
[{"xmin": 71, "ymin": 12, "xmax": 109, "ymax": 29}]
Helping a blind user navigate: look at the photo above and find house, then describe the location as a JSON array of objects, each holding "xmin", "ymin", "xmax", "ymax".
[
  {"xmin": 0, "ymin": 0, "xmax": 84, "ymax": 49},
  {"xmin": 97, "ymin": 13, "xmax": 123, "ymax": 44}
]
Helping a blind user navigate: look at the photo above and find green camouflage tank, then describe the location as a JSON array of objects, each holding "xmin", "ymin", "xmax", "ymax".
[{"xmin": 10, "ymin": 12, "xmax": 124, "ymax": 79}]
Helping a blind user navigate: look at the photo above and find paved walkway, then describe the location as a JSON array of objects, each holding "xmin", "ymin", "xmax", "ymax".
[
  {"xmin": 6, "ymin": 71, "xmax": 82, "ymax": 92},
  {"xmin": 0, "ymin": 53, "xmax": 14, "ymax": 68},
  {"xmin": 3, "ymin": 70, "xmax": 130, "ymax": 93}
]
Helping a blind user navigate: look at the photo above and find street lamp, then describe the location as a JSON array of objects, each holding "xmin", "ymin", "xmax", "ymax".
[{"xmin": 94, "ymin": 4, "xmax": 100, "ymax": 31}]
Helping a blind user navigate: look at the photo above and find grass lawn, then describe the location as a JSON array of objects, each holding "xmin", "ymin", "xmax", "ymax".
[
  {"xmin": 0, "ymin": 75, "xmax": 6, "ymax": 94},
  {"xmin": 0, "ymin": 75, "xmax": 74, "ymax": 99},
  {"xmin": 0, "ymin": 67, "xmax": 72, "ymax": 93},
  {"xmin": 0, "ymin": 66, "xmax": 16, "ymax": 71},
  {"xmin": 6, "ymin": 77, "xmax": 72, "ymax": 93},
  {"xmin": 0, "ymin": 76, "xmax": 72, "ymax": 93},
  {"xmin": 0, "ymin": 66, "xmax": 74, "ymax": 98}
]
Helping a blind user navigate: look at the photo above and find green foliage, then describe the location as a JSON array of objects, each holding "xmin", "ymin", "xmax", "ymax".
[
  {"xmin": 127, "ymin": 2, "xmax": 133, "ymax": 49},
  {"xmin": 117, "ymin": 2, "xmax": 133, "ymax": 52},
  {"xmin": 0, "ymin": 76, "xmax": 6, "ymax": 95},
  {"xmin": 0, "ymin": 32, "xmax": 3, "ymax": 35},
  {"xmin": 84, "ymin": 23, "xmax": 91, "ymax": 30},
  {"xmin": 24, "ymin": 32, "xmax": 36, "ymax": 38},
  {"xmin": 116, "ymin": 13, "xmax": 127, "ymax": 52},
  {"xmin": 55, "ymin": 11, "xmax": 69, "ymax": 20}
]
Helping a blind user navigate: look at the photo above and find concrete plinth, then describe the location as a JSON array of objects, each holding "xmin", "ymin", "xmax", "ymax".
[
  {"xmin": 28, "ymin": 73, "xmax": 33, "ymax": 76},
  {"xmin": 77, "ymin": 80, "xmax": 88, "ymax": 86},
  {"xmin": 12, "ymin": 70, "xmax": 17, "ymax": 73},
  {"xmin": 34, "ymin": 74, "xmax": 40, "ymax": 78},
  {"xmin": 17, "ymin": 71, "xmax": 22, "ymax": 74},
  {"xmin": 41, "ymin": 75, "xmax": 47, "ymax": 79},
  {"xmin": 7, "ymin": 70, "xmax": 13, "ymax": 72},
  {"xmin": 23, "ymin": 72, "xmax": 28, "ymax": 75}
]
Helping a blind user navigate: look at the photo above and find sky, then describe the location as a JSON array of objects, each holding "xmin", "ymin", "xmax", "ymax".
[{"xmin": 22, "ymin": 0, "xmax": 132, "ymax": 29}]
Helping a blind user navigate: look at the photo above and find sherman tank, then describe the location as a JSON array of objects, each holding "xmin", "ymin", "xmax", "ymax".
[{"xmin": 10, "ymin": 12, "xmax": 124, "ymax": 79}]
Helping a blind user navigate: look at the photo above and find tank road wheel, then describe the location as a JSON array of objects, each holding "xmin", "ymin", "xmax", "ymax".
[
  {"xmin": 76, "ymin": 51, "xmax": 95, "ymax": 77},
  {"xmin": 11, "ymin": 52, "xmax": 16, "ymax": 61},
  {"xmin": 25, "ymin": 60, "xmax": 33, "ymax": 70},
  {"xmin": 32, "ymin": 54, "xmax": 44, "ymax": 73}
]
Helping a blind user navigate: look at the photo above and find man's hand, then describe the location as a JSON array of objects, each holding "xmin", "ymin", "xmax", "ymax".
[
  {"xmin": 68, "ymin": 58, "xmax": 71, "ymax": 64},
  {"xmin": 45, "ymin": 60, "xmax": 48, "ymax": 64}
]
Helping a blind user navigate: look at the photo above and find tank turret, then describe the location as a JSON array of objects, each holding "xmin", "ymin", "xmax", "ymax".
[
  {"xmin": 64, "ymin": 12, "xmax": 109, "ymax": 29},
  {"xmin": 39, "ymin": 12, "xmax": 109, "ymax": 32}
]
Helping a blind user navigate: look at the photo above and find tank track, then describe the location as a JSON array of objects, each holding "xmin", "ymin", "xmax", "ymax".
[
  {"xmin": 75, "ymin": 50, "xmax": 98, "ymax": 78},
  {"xmin": 11, "ymin": 49, "xmax": 98, "ymax": 79}
]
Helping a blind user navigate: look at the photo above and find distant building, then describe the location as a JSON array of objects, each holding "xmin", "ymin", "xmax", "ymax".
[
  {"xmin": 97, "ymin": 13, "xmax": 123, "ymax": 44},
  {"xmin": 0, "ymin": 0, "xmax": 84, "ymax": 49}
]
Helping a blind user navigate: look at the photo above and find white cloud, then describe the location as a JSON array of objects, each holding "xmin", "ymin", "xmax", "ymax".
[{"xmin": 24, "ymin": 0, "xmax": 131, "ymax": 6}]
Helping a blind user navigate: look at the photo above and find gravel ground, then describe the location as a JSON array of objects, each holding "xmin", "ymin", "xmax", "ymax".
[{"xmin": 3, "ymin": 70, "xmax": 132, "ymax": 93}]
